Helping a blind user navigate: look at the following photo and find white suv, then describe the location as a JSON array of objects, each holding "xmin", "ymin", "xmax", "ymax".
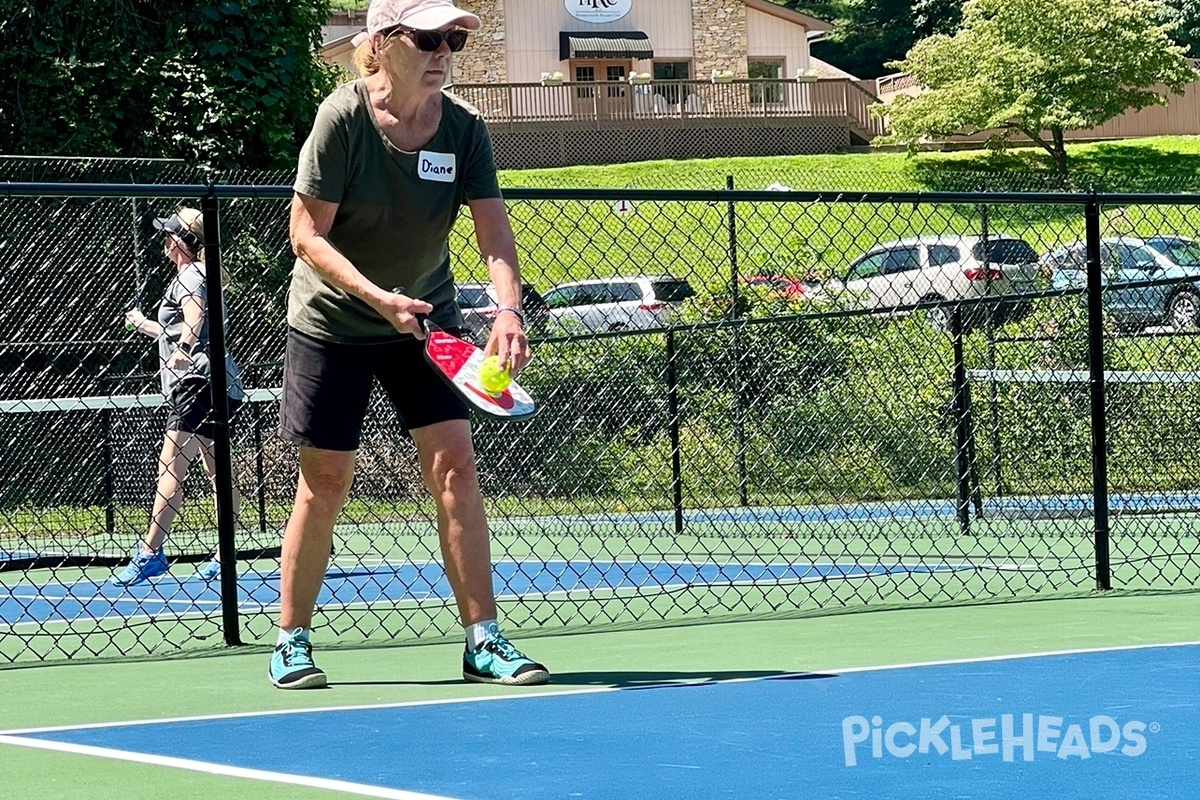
[
  {"xmin": 834, "ymin": 235, "xmax": 1040, "ymax": 329},
  {"xmin": 542, "ymin": 276, "xmax": 695, "ymax": 333}
]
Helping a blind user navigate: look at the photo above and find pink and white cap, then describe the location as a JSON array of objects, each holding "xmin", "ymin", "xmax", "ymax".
[{"xmin": 352, "ymin": 0, "xmax": 481, "ymax": 47}]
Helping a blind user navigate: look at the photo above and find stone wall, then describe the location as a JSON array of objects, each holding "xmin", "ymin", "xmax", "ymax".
[
  {"xmin": 692, "ymin": 0, "xmax": 747, "ymax": 79},
  {"xmin": 456, "ymin": 0, "xmax": 507, "ymax": 84}
]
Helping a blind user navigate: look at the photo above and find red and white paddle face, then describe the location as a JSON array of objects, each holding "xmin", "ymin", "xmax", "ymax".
[{"xmin": 423, "ymin": 329, "xmax": 537, "ymax": 420}]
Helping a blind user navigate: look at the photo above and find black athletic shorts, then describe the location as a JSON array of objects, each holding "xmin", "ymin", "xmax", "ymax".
[
  {"xmin": 278, "ymin": 328, "xmax": 470, "ymax": 452},
  {"xmin": 165, "ymin": 377, "xmax": 242, "ymax": 440}
]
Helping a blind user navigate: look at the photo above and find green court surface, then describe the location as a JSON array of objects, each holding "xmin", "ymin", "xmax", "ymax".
[{"xmin": 1, "ymin": 592, "xmax": 1196, "ymax": 800}]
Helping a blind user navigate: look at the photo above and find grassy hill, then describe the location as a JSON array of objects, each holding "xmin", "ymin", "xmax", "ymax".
[{"xmin": 452, "ymin": 136, "xmax": 1200, "ymax": 290}]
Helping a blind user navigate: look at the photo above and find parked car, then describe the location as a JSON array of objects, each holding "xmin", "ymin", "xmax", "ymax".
[
  {"xmin": 542, "ymin": 276, "xmax": 695, "ymax": 333},
  {"xmin": 831, "ymin": 235, "xmax": 1040, "ymax": 330},
  {"xmin": 1041, "ymin": 236, "xmax": 1200, "ymax": 330},
  {"xmin": 455, "ymin": 282, "xmax": 550, "ymax": 343}
]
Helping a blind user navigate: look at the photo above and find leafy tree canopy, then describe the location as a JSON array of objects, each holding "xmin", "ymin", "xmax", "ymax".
[
  {"xmin": 0, "ymin": 0, "xmax": 338, "ymax": 169},
  {"xmin": 878, "ymin": 0, "xmax": 1197, "ymax": 174}
]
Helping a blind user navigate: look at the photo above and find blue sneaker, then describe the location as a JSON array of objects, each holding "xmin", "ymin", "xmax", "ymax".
[
  {"xmin": 269, "ymin": 630, "xmax": 327, "ymax": 690},
  {"xmin": 110, "ymin": 547, "xmax": 169, "ymax": 586},
  {"xmin": 462, "ymin": 624, "xmax": 550, "ymax": 686},
  {"xmin": 196, "ymin": 558, "xmax": 221, "ymax": 581}
]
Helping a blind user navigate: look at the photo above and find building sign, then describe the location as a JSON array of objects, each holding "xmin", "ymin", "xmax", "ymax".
[{"xmin": 565, "ymin": 0, "xmax": 632, "ymax": 24}]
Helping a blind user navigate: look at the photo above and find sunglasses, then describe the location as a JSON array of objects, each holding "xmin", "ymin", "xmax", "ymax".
[{"xmin": 382, "ymin": 26, "xmax": 469, "ymax": 53}]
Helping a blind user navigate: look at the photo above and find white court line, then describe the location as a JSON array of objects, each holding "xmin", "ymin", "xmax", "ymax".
[
  {"xmin": 3, "ymin": 638, "xmax": 1197, "ymax": 738},
  {"xmin": 0, "ymin": 736, "xmax": 460, "ymax": 800},
  {"xmin": 8, "ymin": 591, "xmax": 222, "ymax": 608}
]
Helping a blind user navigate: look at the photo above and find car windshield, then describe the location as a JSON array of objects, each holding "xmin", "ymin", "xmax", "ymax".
[
  {"xmin": 650, "ymin": 280, "xmax": 695, "ymax": 302},
  {"xmin": 972, "ymin": 240, "xmax": 1038, "ymax": 264},
  {"xmin": 457, "ymin": 287, "xmax": 491, "ymax": 308},
  {"xmin": 1148, "ymin": 238, "xmax": 1200, "ymax": 267}
]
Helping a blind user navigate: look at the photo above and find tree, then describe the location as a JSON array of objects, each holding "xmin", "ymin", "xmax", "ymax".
[
  {"xmin": 776, "ymin": 0, "xmax": 964, "ymax": 78},
  {"xmin": 0, "ymin": 0, "xmax": 339, "ymax": 169},
  {"xmin": 1163, "ymin": 0, "xmax": 1200, "ymax": 55},
  {"xmin": 879, "ymin": 0, "xmax": 1197, "ymax": 174}
]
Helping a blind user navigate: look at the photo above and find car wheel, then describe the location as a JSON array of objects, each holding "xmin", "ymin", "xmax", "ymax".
[{"xmin": 1167, "ymin": 290, "xmax": 1200, "ymax": 330}]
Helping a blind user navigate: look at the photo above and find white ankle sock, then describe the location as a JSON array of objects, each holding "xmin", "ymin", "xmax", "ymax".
[
  {"xmin": 277, "ymin": 627, "xmax": 307, "ymax": 646},
  {"xmin": 465, "ymin": 620, "xmax": 498, "ymax": 651}
]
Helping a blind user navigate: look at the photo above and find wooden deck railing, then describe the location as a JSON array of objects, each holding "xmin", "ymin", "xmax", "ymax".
[{"xmin": 451, "ymin": 78, "xmax": 886, "ymax": 137}]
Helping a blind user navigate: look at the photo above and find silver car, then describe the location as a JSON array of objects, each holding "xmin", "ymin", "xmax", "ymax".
[
  {"xmin": 455, "ymin": 283, "xmax": 550, "ymax": 344},
  {"xmin": 542, "ymin": 276, "xmax": 695, "ymax": 333},
  {"xmin": 1043, "ymin": 236, "xmax": 1200, "ymax": 330},
  {"xmin": 833, "ymin": 235, "xmax": 1040, "ymax": 330}
]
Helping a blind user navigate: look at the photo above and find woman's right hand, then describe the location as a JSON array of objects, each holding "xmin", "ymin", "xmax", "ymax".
[
  {"xmin": 124, "ymin": 308, "xmax": 147, "ymax": 332},
  {"xmin": 376, "ymin": 289, "xmax": 433, "ymax": 339}
]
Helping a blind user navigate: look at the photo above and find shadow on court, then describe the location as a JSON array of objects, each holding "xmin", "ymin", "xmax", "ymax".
[{"xmin": 331, "ymin": 668, "xmax": 832, "ymax": 689}]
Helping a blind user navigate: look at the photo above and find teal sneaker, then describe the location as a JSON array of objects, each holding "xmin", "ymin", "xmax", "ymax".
[
  {"xmin": 462, "ymin": 624, "xmax": 550, "ymax": 686},
  {"xmin": 196, "ymin": 558, "xmax": 221, "ymax": 581},
  {"xmin": 269, "ymin": 630, "xmax": 327, "ymax": 690},
  {"xmin": 110, "ymin": 547, "xmax": 169, "ymax": 586}
]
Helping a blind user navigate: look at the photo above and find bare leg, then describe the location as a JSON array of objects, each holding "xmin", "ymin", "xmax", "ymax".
[
  {"xmin": 143, "ymin": 430, "xmax": 201, "ymax": 552},
  {"xmin": 278, "ymin": 447, "xmax": 356, "ymax": 630},
  {"xmin": 410, "ymin": 419, "xmax": 496, "ymax": 627},
  {"xmin": 198, "ymin": 436, "xmax": 241, "ymax": 561}
]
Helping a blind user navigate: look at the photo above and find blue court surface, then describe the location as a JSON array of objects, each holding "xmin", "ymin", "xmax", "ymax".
[
  {"xmin": 2, "ymin": 643, "xmax": 1195, "ymax": 799},
  {"xmin": 2, "ymin": 559, "xmax": 968, "ymax": 627}
]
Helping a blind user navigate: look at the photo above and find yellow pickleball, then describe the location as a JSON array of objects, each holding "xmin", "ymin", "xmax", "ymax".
[{"xmin": 478, "ymin": 355, "xmax": 512, "ymax": 395}]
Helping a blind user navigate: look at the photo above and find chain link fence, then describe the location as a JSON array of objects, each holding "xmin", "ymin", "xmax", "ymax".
[{"xmin": 2, "ymin": 172, "xmax": 1199, "ymax": 664}]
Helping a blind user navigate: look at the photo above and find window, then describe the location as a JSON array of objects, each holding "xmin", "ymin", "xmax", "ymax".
[
  {"xmin": 972, "ymin": 239, "xmax": 1038, "ymax": 264},
  {"xmin": 456, "ymin": 287, "xmax": 491, "ymax": 309},
  {"xmin": 544, "ymin": 286, "xmax": 578, "ymax": 309},
  {"xmin": 575, "ymin": 66, "xmax": 595, "ymax": 99},
  {"xmin": 650, "ymin": 279, "xmax": 695, "ymax": 302},
  {"xmin": 605, "ymin": 65, "xmax": 627, "ymax": 99},
  {"xmin": 1148, "ymin": 237, "xmax": 1200, "ymax": 267},
  {"xmin": 928, "ymin": 244, "xmax": 961, "ymax": 266},
  {"xmin": 881, "ymin": 247, "xmax": 922, "ymax": 275},
  {"xmin": 847, "ymin": 252, "xmax": 889, "ymax": 281},
  {"xmin": 653, "ymin": 61, "xmax": 690, "ymax": 104},
  {"xmin": 748, "ymin": 59, "xmax": 783, "ymax": 104},
  {"xmin": 607, "ymin": 282, "xmax": 643, "ymax": 302},
  {"xmin": 1118, "ymin": 245, "xmax": 1160, "ymax": 273}
]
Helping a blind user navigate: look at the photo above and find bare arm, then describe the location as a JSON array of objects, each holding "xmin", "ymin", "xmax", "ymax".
[
  {"xmin": 124, "ymin": 308, "xmax": 163, "ymax": 338},
  {"xmin": 469, "ymin": 197, "xmax": 531, "ymax": 374},
  {"xmin": 289, "ymin": 193, "xmax": 432, "ymax": 337}
]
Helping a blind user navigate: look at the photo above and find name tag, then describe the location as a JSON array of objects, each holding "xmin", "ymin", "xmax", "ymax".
[{"xmin": 418, "ymin": 151, "xmax": 457, "ymax": 182}]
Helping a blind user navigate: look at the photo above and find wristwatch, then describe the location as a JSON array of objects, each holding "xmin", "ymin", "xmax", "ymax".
[{"xmin": 494, "ymin": 305, "xmax": 525, "ymax": 325}]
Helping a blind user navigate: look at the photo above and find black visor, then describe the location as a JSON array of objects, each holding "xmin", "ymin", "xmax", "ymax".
[{"xmin": 152, "ymin": 215, "xmax": 202, "ymax": 251}]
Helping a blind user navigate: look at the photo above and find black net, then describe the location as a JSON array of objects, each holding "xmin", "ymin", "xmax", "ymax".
[{"xmin": 2, "ymin": 173, "xmax": 1199, "ymax": 665}]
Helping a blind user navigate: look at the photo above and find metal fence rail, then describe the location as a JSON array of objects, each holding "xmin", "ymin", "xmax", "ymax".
[{"xmin": 2, "ymin": 180, "xmax": 1199, "ymax": 664}]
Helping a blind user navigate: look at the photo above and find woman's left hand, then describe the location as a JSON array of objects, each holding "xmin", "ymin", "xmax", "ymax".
[
  {"xmin": 166, "ymin": 349, "xmax": 192, "ymax": 370},
  {"xmin": 484, "ymin": 311, "xmax": 531, "ymax": 376}
]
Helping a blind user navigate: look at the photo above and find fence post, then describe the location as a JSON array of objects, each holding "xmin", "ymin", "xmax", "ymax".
[
  {"xmin": 200, "ymin": 187, "xmax": 244, "ymax": 645},
  {"xmin": 1084, "ymin": 195, "xmax": 1112, "ymax": 590},
  {"xmin": 666, "ymin": 329, "xmax": 684, "ymax": 536},
  {"xmin": 726, "ymin": 174, "xmax": 749, "ymax": 506}
]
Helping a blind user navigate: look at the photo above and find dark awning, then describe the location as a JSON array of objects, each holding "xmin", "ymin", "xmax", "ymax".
[{"xmin": 559, "ymin": 31, "xmax": 653, "ymax": 61}]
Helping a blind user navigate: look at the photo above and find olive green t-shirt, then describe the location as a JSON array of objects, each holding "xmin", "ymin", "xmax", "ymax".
[{"xmin": 289, "ymin": 80, "xmax": 502, "ymax": 342}]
